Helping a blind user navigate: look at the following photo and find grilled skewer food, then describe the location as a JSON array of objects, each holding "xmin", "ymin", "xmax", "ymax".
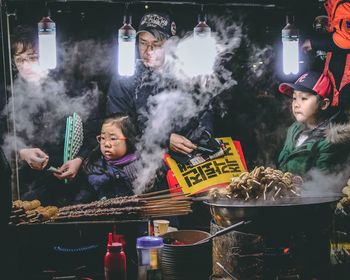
[
  {"xmin": 13, "ymin": 199, "xmax": 41, "ymax": 211},
  {"xmin": 209, "ymin": 166, "xmax": 301, "ymax": 201},
  {"xmin": 53, "ymin": 193, "xmax": 192, "ymax": 222},
  {"xmin": 10, "ymin": 199, "xmax": 58, "ymax": 225},
  {"xmin": 11, "ymin": 188, "xmax": 192, "ymax": 224}
]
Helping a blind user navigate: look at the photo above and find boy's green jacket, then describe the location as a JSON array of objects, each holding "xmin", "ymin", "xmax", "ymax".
[{"xmin": 278, "ymin": 121, "xmax": 350, "ymax": 176}]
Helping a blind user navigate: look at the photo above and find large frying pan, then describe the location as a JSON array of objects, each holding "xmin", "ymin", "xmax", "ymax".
[{"xmin": 204, "ymin": 196, "xmax": 341, "ymax": 231}]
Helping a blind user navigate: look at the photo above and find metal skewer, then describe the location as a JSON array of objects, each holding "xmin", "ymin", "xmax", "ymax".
[{"xmin": 216, "ymin": 262, "xmax": 238, "ymax": 280}]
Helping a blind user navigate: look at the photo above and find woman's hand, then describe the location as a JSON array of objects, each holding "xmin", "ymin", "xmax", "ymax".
[
  {"xmin": 54, "ymin": 158, "xmax": 83, "ymax": 180},
  {"xmin": 169, "ymin": 133, "xmax": 197, "ymax": 155},
  {"xmin": 19, "ymin": 148, "xmax": 49, "ymax": 170}
]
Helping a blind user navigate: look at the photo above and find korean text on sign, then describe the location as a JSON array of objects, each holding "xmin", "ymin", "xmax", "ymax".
[{"xmin": 166, "ymin": 137, "xmax": 247, "ymax": 194}]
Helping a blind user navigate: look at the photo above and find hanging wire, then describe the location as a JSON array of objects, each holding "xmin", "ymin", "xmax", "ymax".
[
  {"xmin": 199, "ymin": 3, "xmax": 206, "ymax": 22},
  {"xmin": 123, "ymin": 1, "xmax": 132, "ymax": 24},
  {"xmin": 119, "ymin": 1, "xmax": 276, "ymax": 8},
  {"xmin": 44, "ymin": 1, "xmax": 51, "ymax": 17},
  {"xmin": 12, "ymin": 1, "xmax": 276, "ymax": 8}
]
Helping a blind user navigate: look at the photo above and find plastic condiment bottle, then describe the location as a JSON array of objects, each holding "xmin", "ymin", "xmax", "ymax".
[
  {"xmin": 104, "ymin": 242, "xmax": 127, "ymax": 280},
  {"xmin": 108, "ymin": 231, "xmax": 127, "ymax": 251},
  {"xmin": 136, "ymin": 236, "xmax": 164, "ymax": 280}
]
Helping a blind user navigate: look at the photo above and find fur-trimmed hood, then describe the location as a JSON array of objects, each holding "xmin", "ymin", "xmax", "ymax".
[
  {"xmin": 326, "ymin": 122, "xmax": 350, "ymax": 144},
  {"xmin": 326, "ymin": 110, "xmax": 350, "ymax": 144}
]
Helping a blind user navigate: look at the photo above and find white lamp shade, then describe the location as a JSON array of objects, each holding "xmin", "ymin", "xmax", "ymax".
[{"xmin": 38, "ymin": 17, "xmax": 57, "ymax": 70}]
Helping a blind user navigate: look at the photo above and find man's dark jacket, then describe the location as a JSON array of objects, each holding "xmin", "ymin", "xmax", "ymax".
[{"xmin": 106, "ymin": 61, "xmax": 213, "ymax": 141}]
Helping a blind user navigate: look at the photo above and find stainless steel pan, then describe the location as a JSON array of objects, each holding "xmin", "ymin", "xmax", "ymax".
[{"xmin": 204, "ymin": 196, "xmax": 340, "ymax": 228}]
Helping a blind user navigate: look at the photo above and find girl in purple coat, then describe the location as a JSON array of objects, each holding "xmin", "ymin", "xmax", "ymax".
[{"xmin": 75, "ymin": 113, "xmax": 138, "ymax": 202}]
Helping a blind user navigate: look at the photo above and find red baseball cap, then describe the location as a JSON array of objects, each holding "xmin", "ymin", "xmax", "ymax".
[{"xmin": 279, "ymin": 71, "xmax": 333, "ymax": 99}]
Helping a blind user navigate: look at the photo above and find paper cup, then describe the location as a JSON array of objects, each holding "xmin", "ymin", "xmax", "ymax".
[{"xmin": 153, "ymin": 220, "xmax": 170, "ymax": 236}]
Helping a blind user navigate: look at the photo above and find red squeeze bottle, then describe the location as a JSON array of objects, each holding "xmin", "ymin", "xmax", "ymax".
[
  {"xmin": 109, "ymin": 231, "xmax": 127, "ymax": 251},
  {"xmin": 104, "ymin": 242, "xmax": 126, "ymax": 280},
  {"xmin": 113, "ymin": 232, "xmax": 126, "ymax": 251},
  {"xmin": 113, "ymin": 225, "xmax": 127, "ymax": 251},
  {"xmin": 108, "ymin": 232, "xmax": 113, "ymax": 247}
]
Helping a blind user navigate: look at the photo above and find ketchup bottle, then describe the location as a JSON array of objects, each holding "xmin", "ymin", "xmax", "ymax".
[
  {"xmin": 104, "ymin": 242, "xmax": 126, "ymax": 280},
  {"xmin": 108, "ymin": 231, "xmax": 127, "ymax": 251}
]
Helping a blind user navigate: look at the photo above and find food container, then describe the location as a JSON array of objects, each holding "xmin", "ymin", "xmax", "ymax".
[
  {"xmin": 161, "ymin": 230, "xmax": 212, "ymax": 280},
  {"xmin": 136, "ymin": 236, "xmax": 163, "ymax": 280},
  {"xmin": 204, "ymin": 196, "xmax": 339, "ymax": 230}
]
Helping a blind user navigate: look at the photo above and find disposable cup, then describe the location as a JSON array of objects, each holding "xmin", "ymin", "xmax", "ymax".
[{"xmin": 153, "ymin": 220, "xmax": 170, "ymax": 236}]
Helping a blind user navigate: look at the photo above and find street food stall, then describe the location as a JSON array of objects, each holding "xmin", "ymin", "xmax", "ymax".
[{"xmin": 1, "ymin": 0, "xmax": 350, "ymax": 279}]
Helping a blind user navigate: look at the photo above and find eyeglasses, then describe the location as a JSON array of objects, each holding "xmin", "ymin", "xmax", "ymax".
[
  {"xmin": 14, "ymin": 54, "xmax": 39, "ymax": 65},
  {"xmin": 139, "ymin": 40, "xmax": 164, "ymax": 51},
  {"xmin": 96, "ymin": 135, "xmax": 127, "ymax": 146}
]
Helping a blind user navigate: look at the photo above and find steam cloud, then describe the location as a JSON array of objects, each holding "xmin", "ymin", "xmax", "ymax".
[
  {"xmin": 301, "ymin": 166, "xmax": 350, "ymax": 197},
  {"xmin": 1, "ymin": 39, "xmax": 110, "ymax": 160},
  {"xmin": 133, "ymin": 17, "xmax": 249, "ymax": 193}
]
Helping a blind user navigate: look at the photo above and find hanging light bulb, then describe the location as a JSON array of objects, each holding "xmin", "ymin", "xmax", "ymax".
[
  {"xmin": 118, "ymin": 15, "xmax": 136, "ymax": 76},
  {"xmin": 282, "ymin": 16, "xmax": 299, "ymax": 75},
  {"xmin": 176, "ymin": 7, "xmax": 219, "ymax": 78},
  {"xmin": 194, "ymin": 12, "xmax": 211, "ymax": 38},
  {"xmin": 176, "ymin": 11, "xmax": 217, "ymax": 77},
  {"xmin": 38, "ymin": 15, "xmax": 57, "ymax": 70},
  {"xmin": 190, "ymin": 12, "xmax": 216, "ymax": 76}
]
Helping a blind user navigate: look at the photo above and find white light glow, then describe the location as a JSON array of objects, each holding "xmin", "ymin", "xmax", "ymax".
[
  {"xmin": 118, "ymin": 22, "xmax": 136, "ymax": 76},
  {"xmin": 118, "ymin": 40, "xmax": 136, "ymax": 76},
  {"xmin": 38, "ymin": 17, "xmax": 56, "ymax": 70},
  {"xmin": 282, "ymin": 40, "xmax": 299, "ymax": 75},
  {"xmin": 282, "ymin": 21, "xmax": 299, "ymax": 75},
  {"xmin": 39, "ymin": 33, "xmax": 56, "ymax": 69},
  {"xmin": 176, "ymin": 34, "xmax": 217, "ymax": 77}
]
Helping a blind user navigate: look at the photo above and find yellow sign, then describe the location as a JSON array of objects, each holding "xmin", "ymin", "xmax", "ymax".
[{"xmin": 166, "ymin": 137, "xmax": 247, "ymax": 195}]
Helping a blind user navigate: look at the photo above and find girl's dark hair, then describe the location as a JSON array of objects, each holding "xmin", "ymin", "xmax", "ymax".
[{"xmin": 83, "ymin": 113, "xmax": 137, "ymax": 175}]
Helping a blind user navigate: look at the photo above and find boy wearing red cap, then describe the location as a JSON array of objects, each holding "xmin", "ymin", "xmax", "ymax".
[{"xmin": 277, "ymin": 71, "xmax": 350, "ymax": 176}]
